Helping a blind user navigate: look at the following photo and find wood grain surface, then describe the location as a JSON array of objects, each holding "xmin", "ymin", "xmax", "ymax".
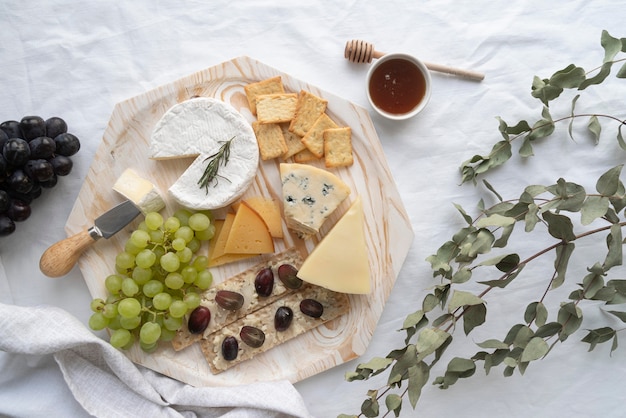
[{"xmin": 65, "ymin": 56, "xmax": 414, "ymax": 387}]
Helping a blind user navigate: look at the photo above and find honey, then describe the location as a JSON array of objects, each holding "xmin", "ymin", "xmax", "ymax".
[{"xmin": 368, "ymin": 58, "xmax": 427, "ymax": 115}]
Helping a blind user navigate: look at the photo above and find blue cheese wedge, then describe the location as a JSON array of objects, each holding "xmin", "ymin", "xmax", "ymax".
[
  {"xmin": 113, "ymin": 168, "xmax": 165, "ymax": 214},
  {"xmin": 279, "ymin": 163, "xmax": 351, "ymax": 238},
  {"xmin": 150, "ymin": 97, "xmax": 259, "ymax": 210}
]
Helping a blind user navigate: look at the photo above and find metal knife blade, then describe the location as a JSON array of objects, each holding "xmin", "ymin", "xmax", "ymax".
[
  {"xmin": 40, "ymin": 200, "xmax": 141, "ymax": 277},
  {"xmin": 89, "ymin": 200, "xmax": 142, "ymax": 240}
]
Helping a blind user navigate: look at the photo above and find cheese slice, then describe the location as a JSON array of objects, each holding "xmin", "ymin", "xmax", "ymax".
[
  {"xmin": 149, "ymin": 97, "xmax": 259, "ymax": 210},
  {"xmin": 224, "ymin": 201, "xmax": 274, "ymax": 254},
  {"xmin": 113, "ymin": 168, "xmax": 165, "ymax": 214},
  {"xmin": 297, "ymin": 196, "xmax": 371, "ymax": 294},
  {"xmin": 241, "ymin": 196, "xmax": 283, "ymax": 238},
  {"xmin": 280, "ymin": 163, "xmax": 350, "ymax": 238},
  {"xmin": 208, "ymin": 217, "xmax": 257, "ymax": 267}
]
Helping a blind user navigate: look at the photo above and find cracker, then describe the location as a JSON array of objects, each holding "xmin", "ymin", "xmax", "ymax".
[
  {"xmin": 252, "ymin": 121, "xmax": 288, "ymax": 160},
  {"xmin": 172, "ymin": 248, "xmax": 304, "ymax": 351},
  {"xmin": 293, "ymin": 148, "xmax": 320, "ymax": 163},
  {"xmin": 324, "ymin": 127, "xmax": 353, "ymax": 168},
  {"xmin": 280, "ymin": 123, "xmax": 306, "ymax": 160},
  {"xmin": 256, "ymin": 93, "xmax": 297, "ymax": 124},
  {"xmin": 288, "ymin": 90, "xmax": 328, "ymax": 137},
  {"xmin": 200, "ymin": 285, "xmax": 350, "ymax": 374},
  {"xmin": 301, "ymin": 113, "xmax": 338, "ymax": 158},
  {"xmin": 244, "ymin": 76, "xmax": 285, "ymax": 115}
]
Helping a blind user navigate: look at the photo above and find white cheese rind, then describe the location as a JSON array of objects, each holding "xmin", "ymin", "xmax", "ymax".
[
  {"xmin": 150, "ymin": 98, "xmax": 259, "ymax": 210},
  {"xmin": 112, "ymin": 168, "xmax": 165, "ymax": 214}
]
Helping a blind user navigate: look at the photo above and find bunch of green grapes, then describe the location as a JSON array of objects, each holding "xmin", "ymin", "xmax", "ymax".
[{"xmin": 88, "ymin": 208, "xmax": 215, "ymax": 352}]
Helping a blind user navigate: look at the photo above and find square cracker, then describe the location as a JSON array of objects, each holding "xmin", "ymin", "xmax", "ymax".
[
  {"xmin": 324, "ymin": 127, "xmax": 353, "ymax": 168},
  {"xmin": 252, "ymin": 121, "xmax": 288, "ymax": 160},
  {"xmin": 288, "ymin": 90, "xmax": 328, "ymax": 136},
  {"xmin": 256, "ymin": 93, "xmax": 297, "ymax": 124},
  {"xmin": 244, "ymin": 76, "xmax": 285, "ymax": 115},
  {"xmin": 301, "ymin": 113, "xmax": 338, "ymax": 158},
  {"xmin": 293, "ymin": 148, "xmax": 320, "ymax": 163},
  {"xmin": 280, "ymin": 123, "xmax": 306, "ymax": 160}
]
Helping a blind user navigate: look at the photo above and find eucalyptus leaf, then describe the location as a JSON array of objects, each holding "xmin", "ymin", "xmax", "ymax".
[
  {"xmin": 579, "ymin": 62, "xmax": 612, "ymax": 89},
  {"xmin": 453, "ymin": 203, "xmax": 473, "ymax": 225},
  {"xmin": 446, "ymin": 357, "xmax": 476, "ymax": 376},
  {"xmin": 527, "ymin": 118, "xmax": 555, "ymax": 141},
  {"xmin": 607, "ymin": 310, "xmax": 626, "ymax": 323},
  {"xmin": 388, "ymin": 344, "xmax": 417, "ymax": 385},
  {"xmin": 617, "ymin": 124, "xmax": 626, "ymax": 150},
  {"xmin": 463, "ymin": 303, "xmax": 487, "ymax": 335},
  {"xmin": 519, "ymin": 138, "xmax": 534, "ymax": 157},
  {"xmin": 385, "ymin": 394, "xmax": 402, "ymax": 417},
  {"xmin": 448, "ymin": 290, "xmax": 486, "ymax": 312},
  {"xmin": 477, "ymin": 339, "xmax": 510, "ymax": 350},
  {"xmin": 604, "ymin": 223, "xmax": 623, "ymax": 270},
  {"xmin": 361, "ymin": 397, "xmax": 379, "ymax": 418},
  {"xmin": 580, "ymin": 196, "xmax": 610, "ymax": 225},
  {"xmin": 482, "ymin": 180, "xmax": 503, "ymax": 202},
  {"xmin": 552, "ymin": 242, "xmax": 575, "ymax": 289},
  {"xmin": 524, "ymin": 203, "xmax": 540, "ymax": 232},
  {"xmin": 543, "ymin": 211, "xmax": 576, "ymax": 242},
  {"xmin": 403, "ymin": 310, "xmax": 426, "ymax": 329},
  {"xmin": 587, "ymin": 115, "xmax": 602, "ymax": 144},
  {"xmin": 601, "ymin": 29, "xmax": 622, "ymax": 63},
  {"xmin": 416, "ymin": 328, "xmax": 451, "ymax": 361},
  {"xmin": 505, "ymin": 119, "xmax": 532, "ymax": 135},
  {"xmin": 568, "ymin": 95, "xmax": 580, "ymax": 140},
  {"xmin": 407, "ymin": 362, "xmax": 429, "ymax": 408},
  {"xmin": 478, "ymin": 264, "xmax": 524, "ymax": 288},
  {"xmin": 521, "ymin": 337, "xmax": 549, "ymax": 362},
  {"xmin": 550, "ymin": 64, "xmax": 586, "ymax": 88},
  {"xmin": 581, "ymin": 327, "xmax": 616, "ymax": 351},
  {"xmin": 596, "ymin": 165, "xmax": 623, "ymax": 195},
  {"xmin": 617, "ymin": 62, "xmax": 626, "ymax": 78},
  {"xmin": 476, "ymin": 214, "xmax": 516, "ymax": 228}
]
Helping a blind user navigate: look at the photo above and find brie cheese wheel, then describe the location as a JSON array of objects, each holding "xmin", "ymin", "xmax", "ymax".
[
  {"xmin": 150, "ymin": 97, "xmax": 259, "ymax": 210},
  {"xmin": 297, "ymin": 196, "xmax": 371, "ymax": 294},
  {"xmin": 280, "ymin": 163, "xmax": 351, "ymax": 238},
  {"xmin": 113, "ymin": 168, "xmax": 165, "ymax": 214}
]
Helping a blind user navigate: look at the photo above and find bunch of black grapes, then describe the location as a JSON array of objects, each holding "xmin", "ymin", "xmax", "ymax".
[{"xmin": 0, "ymin": 116, "xmax": 81, "ymax": 236}]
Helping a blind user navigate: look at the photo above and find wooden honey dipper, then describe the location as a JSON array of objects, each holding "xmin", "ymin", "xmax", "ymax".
[{"xmin": 344, "ymin": 39, "xmax": 485, "ymax": 81}]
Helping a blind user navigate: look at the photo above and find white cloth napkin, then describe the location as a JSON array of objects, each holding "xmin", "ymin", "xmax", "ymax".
[{"xmin": 0, "ymin": 303, "xmax": 313, "ymax": 418}]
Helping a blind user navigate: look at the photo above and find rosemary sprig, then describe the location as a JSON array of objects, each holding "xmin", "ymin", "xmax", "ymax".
[{"xmin": 198, "ymin": 136, "xmax": 235, "ymax": 193}]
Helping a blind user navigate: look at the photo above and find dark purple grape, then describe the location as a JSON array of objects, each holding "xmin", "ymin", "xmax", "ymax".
[
  {"xmin": 274, "ymin": 306, "xmax": 293, "ymax": 332},
  {"xmin": 215, "ymin": 290, "xmax": 245, "ymax": 311},
  {"xmin": 0, "ymin": 190, "xmax": 9, "ymax": 212},
  {"xmin": 49, "ymin": 155, "xmax": 73, "ymax": 176},
  {"xmin": 7, "ymin": 199, "xmax": 30, "ymax": 222},
  {"xmin": 0, "ymin": 130, "xmax": 8, "ymax": 151},
  {"xmin": 25, "ymin": 159, "xmax": 54, "ymax": 182},
  {"xmin": 39, "ymin": 173, "xmax": 58, "ymax": 188},
  {"xmin": 188, "ymin": 306, "xmax": 211, "ymax": 334},
  {"xmin": 221, "ymin": 336, "xmax": 239, "ymax": 361},
  {"xmin": 53, "ymin": 132, "xmax": 80, "ymax": 156},
  {"xmin": 0, "ymin": 121, "xmax": 21, "ymax": 139},
  {"xmin": 7, "ymin": 169, "xmax": 33, "ymax": 194},
  {"xmin": 45, "ymin": 117, "xmax": 67, "ymax": 139},
  {"xmin": 0, "ymin": 155, "xmax": 7, "ymax": 179},
  {"xmin": 254, "ymin": 267, "xmax": 275, "ymax": 297},
  {"xmin": 19, "ymin": 116, "xmax": 46, "ymax": 141},
  {"xmin": 29, "ymin": 136, "xmax": 56, "ymax": 159},
  {"xmin": 3, "ymin": 138, "xmax": 31, "ymax": 166},
  {"xmin": 300, "ymin": 299, "xmax": 324, "ymax": 318},
  {"xmin": 277, "ymin": 264, "xmax": 303, "ymax": 289},
  {"xmin": 0, "ymin": 216, "xmax": 15, "ymax": 236},
  {"xmin": 239, "ymin": 326, "xmax": 265, "ymax": 348}
]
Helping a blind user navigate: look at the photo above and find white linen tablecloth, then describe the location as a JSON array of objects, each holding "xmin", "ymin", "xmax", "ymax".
[{"xmin": 2, "ymin": 1, "xmax": 626, "ymax": 417}]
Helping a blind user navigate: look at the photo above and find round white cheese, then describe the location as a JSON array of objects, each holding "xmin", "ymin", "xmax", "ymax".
[{"xmin": 150, "ymin": 98, "xmax": 259, "ymax": 210}]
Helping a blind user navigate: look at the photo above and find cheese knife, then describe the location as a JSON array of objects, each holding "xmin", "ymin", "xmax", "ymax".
[{"xmin": 39, "ymin": 200, "xmax": 141, "ymax": 277}]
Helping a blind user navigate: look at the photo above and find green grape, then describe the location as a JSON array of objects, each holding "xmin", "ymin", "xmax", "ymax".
[
  {"xmin": 139, "ymin": 322, "xmax": 161, "ymax": 345},
  {"xmin": 124, "ymin": 240, "xmax": 143, "ymax": 255},
  {"xmin": 143, "ymin": 279, "xmax": 164, "ymax": 298},
  {"xmin": 171, "ymin": 237, "xmax": 186, "ymax": 251},
  {"xmin": 163, "ymin": 314, "xmax": 183, "ymax": 331},
  {"xmin": 153, "ymin": 246, "xmax": 166, "ymax": 260},
  {"xmin": 131, "ymin": 266, "xmax": 153, "ymax": 284},
  {"xmin": 105, "ymin": 274, "xmax": 124, "ymax": 294},
  {"xmin": 130, "ymin": 229, "xmax": 150, "ymax": 248},
  {"xmin": 121, "ymin": 278, "xmax": 139, "ymax": 297},
  {"xmin": 139, "ymin": 340, "xmax": 158, "ymax": 353},
  {"xmin": 153, "ymin": 292, "xmax": 172, "ymax": 310},
  {"xmin": 175, "ymin": 226, "xmax": 194, "ymax": 243},
  {"xmin": 194, "ymin": 224, "xmax": 216, "ymax": 241},
  {"xmin": 169, "ymin": 300, "xmax": 188, "ymax": 318},
  {"xmin": 160, "ymin": 252, "xmax": 180, "ymax": 272},
  {"xmin": 137, "ymin": 221, "xmax": 149, "ymax": 231},
  {"xmin": 149, "ymin": 229, "xmax": 164, "ymax": 243},
  {"xmin": 115, "ymin": 251, "xmax": 135, "ymax": 270},
  {"xmin": 118, "ymin": 298, "xmax": 141, "ymax": 318},
  {"xmin": 135, "ymin": 249, "xmax": 157, "ymax": 268},
  {"xmin": 110, "ymin": 328, "xmax": 132, "ymax": 348},
  {"xmin": 102, "ymin": 303, "xmax": 118, "ymax": 319},
  {"xmin": 181, "ymin": 265, "xmax": 197, "ymax": 284},
  {"xmin": 145, "ymin": 212, "xmax": 163, "ymax": 230},
  {"xmin": 164, "ymin": 216, "xmax": 181, "ymax": 233},
  {"xmin": 107, "ymin": 315, "xmax": 122, "ymax": 330},
  {"xmin": 192, "ymin": 256, "xmax": 208, "ymax": 271},
  {"xmin": 90, "ymin": 298, "xmax": 105, "ymax": 312},
  {"xmin": 177, "ymin": 247, "xmax": 193, "ymax": 264},
  {"xmin": 159, "ymin": 328, "xmax": 177, "ymax": 342},
  {"xmin": 186, "ymin": 238, "xmax": 201, "ymax": 253},
  {"xmin": 174, "ymin": 208, "xmax": 193, "ymax": 226},
  {"xmin": 164, "ymin": 272, "xmax": 184, "ymax": 290},
  {"xmin": 188, "ymin": 213, "xmax": 210, "ymax": 231},
  {"xmin": 194, "ymin": 269, "xmax": 213, "ymax": 290},
  {"xmin": 89, "ymin": 312, "xmax": 109, "ymax": 330},
  {"xmin": 184, "ymin": 292, "xmax": 201, "ymax": 310},
  {"xmin": 120, "ymin": 315, "xmax": 142, "ymax": 330}
]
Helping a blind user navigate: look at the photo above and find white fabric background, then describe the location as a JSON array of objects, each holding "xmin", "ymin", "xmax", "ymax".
[{"xmin": 1, "ymin": 1, "xmax": 626, "ymax": 417}]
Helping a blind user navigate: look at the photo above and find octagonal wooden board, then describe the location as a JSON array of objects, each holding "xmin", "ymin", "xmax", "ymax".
[{"xmin": 65, "ymin": 56, "xmax": 414, "ymax": 387}]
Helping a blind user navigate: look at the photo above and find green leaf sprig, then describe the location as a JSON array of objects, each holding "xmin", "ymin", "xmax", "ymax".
[{"xmin": 198, "ymin": 136, "xmax": 235, "ymax": 193}]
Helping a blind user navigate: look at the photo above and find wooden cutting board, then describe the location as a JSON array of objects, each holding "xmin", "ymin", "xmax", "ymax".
[{"xmin": 65, "ymin": 56, "xmax": 414, "ymax": 387}]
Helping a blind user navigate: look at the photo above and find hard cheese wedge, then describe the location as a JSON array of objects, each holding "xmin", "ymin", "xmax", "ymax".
[
  {"xmin": 297, "ymin": 196, "xmax": 371, "ymax": 294},
  {"xmin": 280, "ymin": 163, "xmax": 350, "ymax": 238},
  {"xmin": 224, "ymin": 201, "xmax": 274, "ymax": 254},
  {"xmin": 208, "ymin": 217, "xmax": 258, "ymax": 267},
  {"xmin": 113, "ymin": 168, "xmax": 165, "ymax": 214}
]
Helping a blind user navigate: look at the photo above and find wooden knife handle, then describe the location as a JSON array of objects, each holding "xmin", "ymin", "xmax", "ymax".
[{"xmin": 39, "ymin": 230, "xmax": 96, "ymax": 277}]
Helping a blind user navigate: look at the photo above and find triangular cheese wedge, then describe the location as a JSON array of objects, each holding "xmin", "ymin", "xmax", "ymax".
[
  {"xmin": 224, "ymin": 201, "xmax": 275, "ymax": 254},
  {"xmin": 280, "ymin": 163, "xmax": 350, "ymax": 238},
  {"xmin": 297, "ymin": 196, "xmax": 371, "ymax": 294},
  {"xmin": 208, "ymin": 217, "xmax": 257, "ymax": 267}
]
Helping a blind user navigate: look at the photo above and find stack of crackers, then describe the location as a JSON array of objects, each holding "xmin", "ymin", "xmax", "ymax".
[{"xmin": 244, "ymin": 76, "xmax": 353, "ymax": 168}]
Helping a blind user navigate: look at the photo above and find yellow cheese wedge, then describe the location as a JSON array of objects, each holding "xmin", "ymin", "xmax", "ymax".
[
  {"xmin": 242, "ymin": 196, "xmax": 283, "ymax": 238},
  {"xmin": 297, "ymin": 196, "xmax": 371, "ymax": 294},
  {"xmin": 224, "ymin": 202, "xmax": 275, "ymax": 254},
  {"xmin": 208, "ymin": 217, "xmax": 257, "ymax": 267}
]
